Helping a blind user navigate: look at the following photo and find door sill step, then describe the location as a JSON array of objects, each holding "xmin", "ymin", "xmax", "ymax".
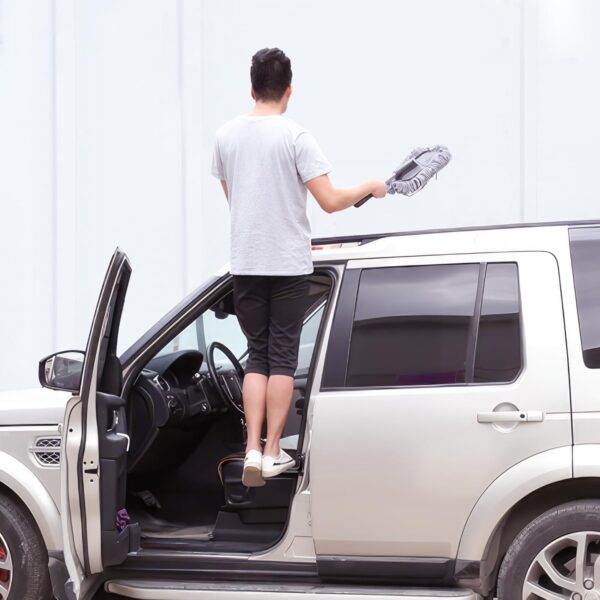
[{"xmin": 105, "ymin": 579, "xmax": 482, "ymax": 600}]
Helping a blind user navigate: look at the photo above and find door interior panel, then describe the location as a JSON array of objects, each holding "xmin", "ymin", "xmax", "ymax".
[{"xmin": 97, "ymin": 391, "xmax": 139, "ymax": 566}]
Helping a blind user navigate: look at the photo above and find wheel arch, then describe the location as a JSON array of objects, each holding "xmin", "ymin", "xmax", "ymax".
[
  {"xmin": 457, "ymin": 446, "xmax": 572, "ymax": 563},
  {"xmin": 474, "ymin": 477, "xmax": 600, "ymax": 594},
  {"xmin": 0, "ymin": 451, "xmax": 62, "ymax": 553},
  {"xmin": 457, "ymin": 444, "xmax": 600, "ymax": 595}
]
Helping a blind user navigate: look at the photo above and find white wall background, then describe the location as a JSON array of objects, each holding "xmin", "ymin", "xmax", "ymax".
[{"xmin": 1, "ymin": 0, "xmax": 599, "ymax": 391}]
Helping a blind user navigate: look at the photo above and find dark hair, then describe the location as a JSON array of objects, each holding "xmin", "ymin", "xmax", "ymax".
[{"xmin": 250, "ymin": 48, "xmax": 292, "ymax": 102}]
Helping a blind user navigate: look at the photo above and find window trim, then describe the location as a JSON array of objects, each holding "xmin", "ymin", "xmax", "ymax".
[
  {"xmin": 473, "ymin": 262, "xmax": 524, "ymax": 385},
  {"xmin": 320, "ymin": 268, "xmax": 361, "ymax": 389},
  {"xmin": 321, "ymin": 260, "xmax": 524, "ymax": 392},
  {"xmin": 464, "ymin": 263, "xmax": 486, "ymax": 383},
  {"xmin": 569, "ymin": 226, "xmax": 600, "ymax": 369}
]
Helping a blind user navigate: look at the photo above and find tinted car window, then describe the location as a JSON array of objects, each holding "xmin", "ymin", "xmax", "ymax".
[
  {"xmin": 570, "ymin": 227, "xmax": 600, "ymax": 368},
  {"xmin": 346, "ymin": 264, "xmax": 480, "ymax": 388},
  {"xmin": 473, "ymin": 263, "xmax": 522, "ymax": 383}
]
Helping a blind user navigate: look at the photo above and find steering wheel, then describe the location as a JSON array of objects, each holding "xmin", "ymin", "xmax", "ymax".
[{"xmin": 206, "ymin": 342, "xmax": 245, "ymax": 416}]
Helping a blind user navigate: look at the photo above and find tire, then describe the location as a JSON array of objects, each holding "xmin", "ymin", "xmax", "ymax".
[
  {"xmin": 0, "ymin": 492, "xmax": 52, "ymax": 600},
  {"xmin": 498, "ymin": 500, "xmax": 600, "ymax": 600}
]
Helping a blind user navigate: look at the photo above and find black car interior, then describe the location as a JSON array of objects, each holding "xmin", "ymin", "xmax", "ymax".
[{"xmin": 123, "ymin": 272, "xmax": 332, "ymax": 552}]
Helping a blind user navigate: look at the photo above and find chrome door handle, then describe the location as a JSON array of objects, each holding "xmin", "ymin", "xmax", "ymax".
[
  {"xmin": 477, "ymin": 410, "xmax": 544, "ymax": 424},
  {"xmin": 115, "ymin": 432, "xmax": 130, "ymax": 451}
]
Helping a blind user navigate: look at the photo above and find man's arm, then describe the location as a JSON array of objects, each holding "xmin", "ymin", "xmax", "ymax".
[
  {"xmin": 220, "ymin": 180, "xmax": 228, "ymax": 199},
  {"xmin": 306, "ymin": 175, "xmax": 386, "ymax": 213}
]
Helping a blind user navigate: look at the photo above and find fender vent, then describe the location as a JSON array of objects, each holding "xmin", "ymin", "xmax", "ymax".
[{"xmin": 31, "ymin": 437, "xmax": 61, "ymax": 467}]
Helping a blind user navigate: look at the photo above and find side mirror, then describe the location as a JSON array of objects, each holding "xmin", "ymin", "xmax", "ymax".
[{"xmin": 39, "ymin": 350, "xmax": 85, "ymax": 392}]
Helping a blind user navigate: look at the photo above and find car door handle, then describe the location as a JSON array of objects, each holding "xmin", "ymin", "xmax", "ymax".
[
  {"xmin": 115, "ymin": 432, "xmax": 131, "ymax": 451},
  {"xmin": 477, "ymin": 410, "xmax": 544, "ymax": 424},
  {"xmin": 110, "ymin": 410, "xmax": 130, "ymax": 451}
]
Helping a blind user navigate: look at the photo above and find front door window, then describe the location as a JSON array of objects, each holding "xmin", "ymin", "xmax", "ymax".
[{"xmin": 154, "ymin": 304, "xmax": 246, "ymax": 366}]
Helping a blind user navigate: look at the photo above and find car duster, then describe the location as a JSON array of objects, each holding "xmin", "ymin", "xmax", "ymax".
[{"xmin": 355, "ymin": 144, "xmax": 452, "ymax": 207}]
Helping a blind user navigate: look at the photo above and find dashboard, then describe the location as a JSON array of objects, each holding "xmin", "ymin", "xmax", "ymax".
[
  {"xmin": 126, "ymin": 349, "xmax": 236, "ymax": 472},
  {"xmin": 141, "ymin": 349, "xmax": 230, "ymax": 424}
]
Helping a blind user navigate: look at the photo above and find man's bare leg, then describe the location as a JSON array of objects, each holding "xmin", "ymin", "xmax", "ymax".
[
  {"xmin": 243, "ymin": 373, "xmax": 268, "ymax": 453},
  {"xmin": 263, "ymin": 374, "xmax": 294, "ymax": 457}
]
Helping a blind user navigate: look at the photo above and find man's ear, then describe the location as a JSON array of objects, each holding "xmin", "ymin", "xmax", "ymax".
[
  {"xmin": 286, "ymin": 85, "xmax": 292, "ymax": 99},
  {"xmin": 251, "ymin": 86, "xmax": 256, "ymax": 101}
]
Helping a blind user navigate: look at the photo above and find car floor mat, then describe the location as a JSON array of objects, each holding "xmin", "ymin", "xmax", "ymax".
[
  {"xmin": 141, "ymin": 524, "xmax": 213, "ymax": 540},
  {"xmin": 133, "ymin": 508, "xmax": 214, "ymax": 541}
]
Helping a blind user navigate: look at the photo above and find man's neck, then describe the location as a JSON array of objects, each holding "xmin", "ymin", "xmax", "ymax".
[{"xmin": 249, "ymin": 100, "xmax": 286, "ymax": 116}]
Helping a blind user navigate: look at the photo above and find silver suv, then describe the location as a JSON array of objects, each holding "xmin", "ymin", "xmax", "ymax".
[{"xmin": 2, "ymin": 221, "xmax": 600, "ymax": 600}]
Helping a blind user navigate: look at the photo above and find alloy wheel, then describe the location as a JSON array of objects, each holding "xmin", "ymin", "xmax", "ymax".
[
  {"xmin": 0, "ymin": 532, "xmax": 12, "ymax": 599},
  {"xmin": 524, "ymin": 531, "xmax": 600, "ymax": 599}
]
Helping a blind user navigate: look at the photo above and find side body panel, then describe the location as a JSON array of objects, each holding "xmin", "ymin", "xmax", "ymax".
[
  {"xmin": 459, "ymin": 228, "xmax": 600, "ymax": 563},
  {"xmin": 310, "ymin": 252, "xmax": 571, "ymax": 560},
  {"xmin": 573, "ymin": 445, "xmax": 600, "ymax": 478},
  {"xmin": 456, "ymin": 446, "xmax": 572, "ymax": 561}
]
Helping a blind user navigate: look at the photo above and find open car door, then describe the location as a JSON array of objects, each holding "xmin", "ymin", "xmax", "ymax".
[{"xmin": 61, "ymin": 249, "xmax": 138, "ymax": 599}]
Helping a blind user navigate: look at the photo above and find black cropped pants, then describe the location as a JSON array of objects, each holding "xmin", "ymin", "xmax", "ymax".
[{"xmin": 233, "ymin": 275, "xmax": 309, "ymax": 377}]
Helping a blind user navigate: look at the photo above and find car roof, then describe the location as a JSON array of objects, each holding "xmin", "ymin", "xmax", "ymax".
[
  {"xmin": 311, "ymin": 219, "xmax": 600, "ymax": 263},
  {"xmin": 312, "ymin": 219, "xmax": 600, "ymax": 247}
]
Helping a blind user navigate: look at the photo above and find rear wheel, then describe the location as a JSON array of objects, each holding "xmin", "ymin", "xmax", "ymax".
[
  {"xmin": 498, "ymin": 500, "xmax": 600, "ymax": 599},
  {"xmin": 0, "ymin": 492, "xmax": 52, "ymax": 600}
]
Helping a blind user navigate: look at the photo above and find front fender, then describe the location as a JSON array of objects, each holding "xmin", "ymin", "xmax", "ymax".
[
  {"xmin": 457, "ymin": 446, "xmax": 572, "ymax": 561},
  {"xmin": 0, "ymin": 450, "xmax": 62, "ymax": 552}
]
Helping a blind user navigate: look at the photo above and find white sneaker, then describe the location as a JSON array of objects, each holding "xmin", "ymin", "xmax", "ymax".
[
  {"xmin": 261, "ymin": 450, "xmax": 295, "ymax": 479},
  {"xmin": 242, "ymin": 450, "xmax": 266, "ymax": 487}
]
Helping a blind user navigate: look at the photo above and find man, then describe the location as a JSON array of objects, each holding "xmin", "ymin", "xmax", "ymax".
[{"xmin": 212, "ymin": 47, "xmax": 386, "ymax": 487}]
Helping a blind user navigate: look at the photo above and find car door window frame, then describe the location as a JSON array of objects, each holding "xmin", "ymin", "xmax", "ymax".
[
  {"xmin": 120, "ymin": 268, "xmax": 341, "ymax": 398},
  {"xmin": 321, "ymin": 256, "xmax": 524, "ymax": 391},
  {"xmin": 569, "ymin": 226, "xmax": 600, "ymax": 369}
]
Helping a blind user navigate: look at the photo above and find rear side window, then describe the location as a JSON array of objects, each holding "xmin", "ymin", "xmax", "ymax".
[
  {"xmin": 570, "ymin": 227, "xmax": 600, "ymax": 368},
  {"xmin": 474, "ymin": 263, "xmax": 522, "ymax": 383},
  {"xmin": 338, "ymin": 262, "xmax": 522, "ymax": 389}
]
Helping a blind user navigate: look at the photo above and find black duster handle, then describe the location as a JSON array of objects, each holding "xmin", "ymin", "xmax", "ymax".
[{"xmin": 354, "ymin": 193, "xmax": 373, "ymax": 208}]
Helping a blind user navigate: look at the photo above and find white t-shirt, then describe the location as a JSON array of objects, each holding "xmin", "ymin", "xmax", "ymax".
[{"xmin": 211, "ymin": 115, "xmax": 332, "ymax": 276}]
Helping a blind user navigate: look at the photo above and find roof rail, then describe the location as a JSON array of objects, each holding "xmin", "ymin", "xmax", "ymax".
[{"xmin": 311, "ymin": 219, "xmax": 600, "ymax": 247}]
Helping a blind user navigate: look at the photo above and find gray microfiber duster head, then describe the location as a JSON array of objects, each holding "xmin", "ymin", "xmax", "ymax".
[{"xmin": 386, "ymin": 145, "xmax": 452, "ymax": 197}]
